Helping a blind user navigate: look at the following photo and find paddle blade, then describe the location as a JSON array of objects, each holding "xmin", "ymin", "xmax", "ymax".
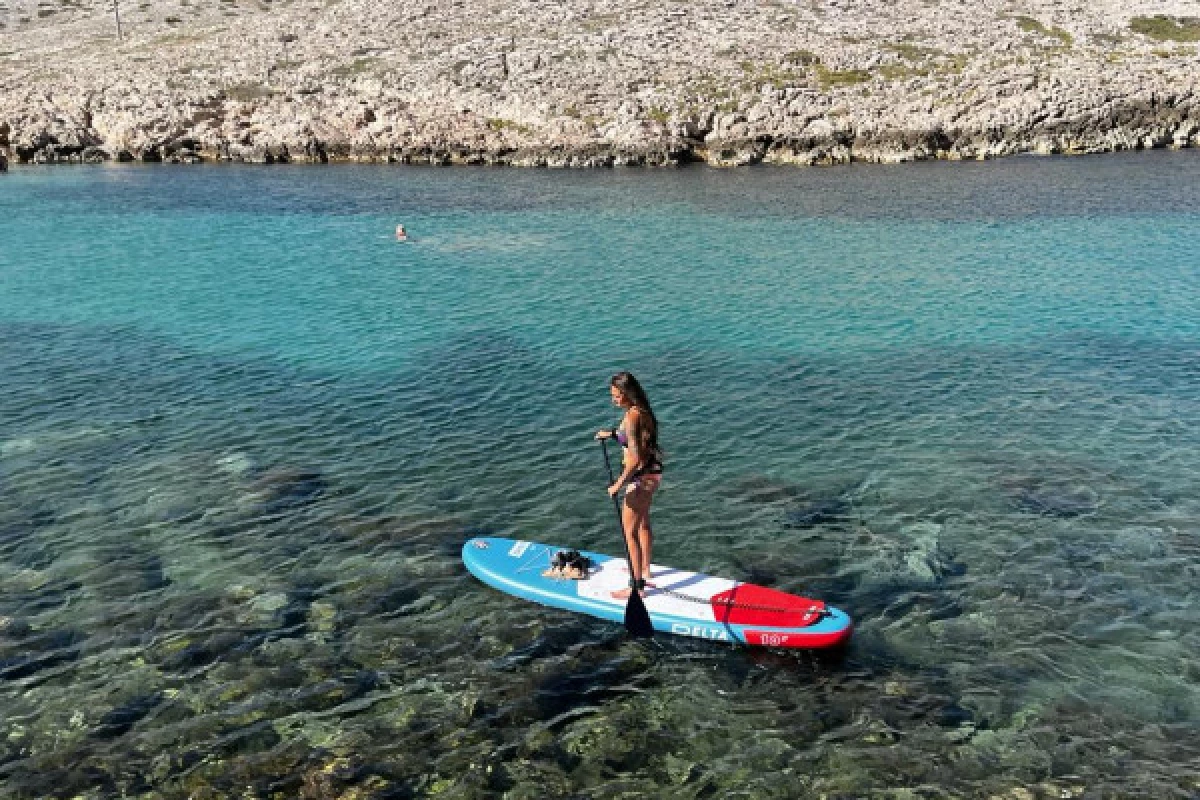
[{"xmin": 624, "ymin": 590, "xmax": 654, "ymax": 638}]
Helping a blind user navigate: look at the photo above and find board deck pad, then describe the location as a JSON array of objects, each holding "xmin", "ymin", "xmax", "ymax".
[{"xmin": 463, "ymin": 537, "xmax": 853, "ymax": 649}]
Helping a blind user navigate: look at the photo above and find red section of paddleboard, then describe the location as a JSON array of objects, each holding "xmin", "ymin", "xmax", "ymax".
[
  {"xmin": 710, "ymin": 584, "xmax": 826, "ymax": 627},
  {"xmin": 741, "ymin": 627, "xmax": 852, "ymax": 649}
]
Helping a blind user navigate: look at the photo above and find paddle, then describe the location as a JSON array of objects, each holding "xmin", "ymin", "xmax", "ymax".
[{"xmin": 600, "ymin": 438, "xmax": 654, "ymax": 638}]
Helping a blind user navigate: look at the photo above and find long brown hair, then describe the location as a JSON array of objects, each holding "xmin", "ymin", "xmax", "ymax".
[{"xmin": 611, "ymin": 371, "xmax": 663, "ymax": 468}]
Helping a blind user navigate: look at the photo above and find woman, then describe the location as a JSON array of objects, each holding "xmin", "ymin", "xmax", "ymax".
[{"xmin": 595, "ymin": 371, "xmax": 664, "ymax": 599}]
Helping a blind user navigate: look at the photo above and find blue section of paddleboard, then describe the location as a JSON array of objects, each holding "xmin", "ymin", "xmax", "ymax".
[
  {"xmin": 462, "ymin": 537, "xmax": 626, "ymax": 623},
  {"xmin": 462, "ymin": 537, "xmax": 853, "ymax": 648}
]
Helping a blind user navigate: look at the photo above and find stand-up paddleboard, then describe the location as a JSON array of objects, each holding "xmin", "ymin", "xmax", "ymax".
[{"xmin": 463, "ymin": 537, "xmax": 852, "ymax": 649}]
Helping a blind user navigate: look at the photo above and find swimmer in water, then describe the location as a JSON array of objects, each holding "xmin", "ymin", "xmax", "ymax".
[{"xmin": 395, "ymin": 224, "xmax": 409, "ymax": 242}]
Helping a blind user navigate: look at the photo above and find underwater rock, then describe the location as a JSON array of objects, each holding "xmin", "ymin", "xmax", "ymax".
[
  {"xmin": 560, "ymin": 706, "xmax": 649, "ymax": 771},
  {"xmin": 497, "ymin": 760, "xmax": 573, "ymax": 799},
  {"xmin": 0, "ymin": 435, "xmax": 37, "ymax": 457},
  {"xmin": 234, "ymin": 587, "xmax": 317, "ymax": 633},
  {"xmin": 249, "ymin": 591, "xmax": 289, "ymax": 615},
  {"xmin": 901, "ymin": 522, "xmax": 959, "ymax": 583},
  {"xmin": 308, "ymin": 601, "xmax": 338, "ymax": 634},
  {"xmin": 142, "ymin": 486, "xmax": 206, "ymax": 524},
  {"xmin": 843, "ymin": 522, "xmax": 965, "ymax": 606},
  {"xmin": 215, "ymin": 451, "xmax": 256, "ymax": 478}
]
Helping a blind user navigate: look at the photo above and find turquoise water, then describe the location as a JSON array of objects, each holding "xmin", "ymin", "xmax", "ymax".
[{"xmin": 2, "ymin": 155, "xmax": 1199, "ymax": 798}]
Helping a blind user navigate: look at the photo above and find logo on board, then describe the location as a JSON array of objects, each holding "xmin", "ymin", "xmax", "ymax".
[{"xmin": 671, "ymin": 623, "xmax": 729, "ymax": 641}]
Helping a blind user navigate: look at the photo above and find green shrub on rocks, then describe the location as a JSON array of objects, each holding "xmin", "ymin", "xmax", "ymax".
[
  {"xmin": 1014, "ymin": 16, "xmax": 1073, "ymax": 46},
  {"xmin": 224, "ymin": 83, "xmax": 273, "ymax": 101},
  {"xmin": 487, "ymin": 118, "xmax": 532, "ymax": 135},
  {"xmin": 818, "ymin": 66, "xmax": 871, "ymax": 88},
  {"xmin": 330, "ymin": 56, "xmax": 380, "ymax": 77},
  {"xmin": 1130, "ymin": 15, "xmax": 1200, "ymax": 42},
  {"xmin": 889, "ymin": 42, "xmax": 942, "ymax": 61},
  {"xmin": 783, "ymin": 49, "xmax": 820, "ymax": 66}
]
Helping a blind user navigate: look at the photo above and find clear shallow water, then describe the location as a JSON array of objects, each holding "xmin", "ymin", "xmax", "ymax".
[{"xmin": 1, "ymin": 154, "xmax": 1199, "ymax": 798}]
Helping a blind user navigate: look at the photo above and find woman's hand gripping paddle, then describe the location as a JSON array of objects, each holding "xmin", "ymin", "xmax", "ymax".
[{"xmin": 601, "ymin": 439, "xmax": 654, "ymax": 638}]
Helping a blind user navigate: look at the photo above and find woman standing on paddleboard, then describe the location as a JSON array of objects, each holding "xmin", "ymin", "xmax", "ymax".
[{"xmin": 596, "ymin": 372, "xmax": 664, "ymax": 599}]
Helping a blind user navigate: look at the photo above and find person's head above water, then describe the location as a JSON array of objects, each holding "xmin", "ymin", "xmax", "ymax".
[
  {"xmin": 609, "ymin": 371, "xmax": 650, "ymax": 411},
  {"xmin": 395, "ymin": 224, "xmax": 407, "ymax": 240},
  {"xmin": 609, "ymin": 371, "xmax": 662, "ymax": 463}
]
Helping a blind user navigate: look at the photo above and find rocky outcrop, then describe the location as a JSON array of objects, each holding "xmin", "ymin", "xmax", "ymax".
[{"xmin": 1, "ymin": 0, "xmax": 1198, "ymax": 167}]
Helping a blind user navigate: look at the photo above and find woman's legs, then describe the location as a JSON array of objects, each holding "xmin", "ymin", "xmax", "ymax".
[
  {"xmin": 624, "ymin": 501, "xmax": 645, "ymax": 578},
  {"xmin": 612, "ymin": 484, "xmax": 655, "ymax": 598},
  {"xmin": 637, "ymin": 514, "xmax": 653, "ymax": 584}
]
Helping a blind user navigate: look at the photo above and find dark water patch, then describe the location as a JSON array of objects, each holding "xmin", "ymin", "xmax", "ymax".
[
  {"xmin": 486, "ymin": 640, "xmax": 654, "ymax": 732},
  {"xmin": 8, "ymin": 535, "xmax": 58, "ymax": 570},
  {"xmin": 88, "ymin": 549, "xmax": 170, "ymax": 598},
  {"xmin": 783, "ymin": 496, "xmax": 851, "ymax": 529},
  {"xmin": 90, "ymin": 691, "xmax": 166, "ymax": 739},
  {"xmin": 147, "ymin": 629, "xmax": 253, "ymax": 673},
  {"xmin": 486, "ymin": 620, "xmax": 612, "ymax": 675},
  {"xmin": 244, "ymin": 467, "xmax": 328, "ymax": 514},
  {"xmin": 2, "ymin": 761, "xmax": 121, "ymax": 800},
  {"xmin": 716, "ymin": 474, "xmax": 805, "ymax": 505},
  {"xmin": 2, "ymin": 579, "xmax": 82, "ymax": 616},
  {"xmin": 214, "ymin": 719, "xmax": 284, "ymax": 759},
  {"xmin": 359, "ymin": 584, "xmax": 422, "ymax": 617},
  {"xmin": 878, "ymin": 591, "xmax": 965, "ymax": 624},
  {"xmin": 0, "ymin": 522, "xmax": 31, "ymax": 548},
  {"xmin": 277, "ymin": 586, "xmax": 318, "ymax": 631},
  {"xmin": 0, "ymin": 628, "xmax": 82, "ymax": 681},
  {"xmin": 0, "ymin": 616, "xmax": 32, "ymax": 638},
  {"xmin": 1011, "ymin": 485, "xmax": 1100, "ymax": 518}
]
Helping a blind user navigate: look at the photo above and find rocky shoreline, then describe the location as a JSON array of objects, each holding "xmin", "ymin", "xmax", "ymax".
[{"xmin": 2, "ymin": 0, "xmax": 1199, "ymax": 168}]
